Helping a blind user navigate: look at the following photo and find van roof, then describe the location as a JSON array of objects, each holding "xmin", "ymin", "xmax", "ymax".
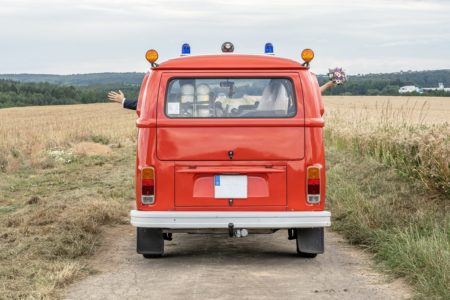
[{"xmin": 154, "ymin": 54, "xmax": 308, "ymax": 71}]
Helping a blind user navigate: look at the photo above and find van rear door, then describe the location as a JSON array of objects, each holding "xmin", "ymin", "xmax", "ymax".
[{"xmin": 156, "ymin": 73, "xmax": 304, "ymax": 208}]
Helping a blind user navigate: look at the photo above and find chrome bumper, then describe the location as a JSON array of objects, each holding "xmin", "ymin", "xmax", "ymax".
[{"xmin": 130, "ymin": 210, "xmax": 331, "ymax": 229}]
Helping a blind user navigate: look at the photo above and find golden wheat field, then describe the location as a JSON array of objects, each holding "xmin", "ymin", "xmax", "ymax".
[
  {"xmin": 0, "ymin": 103, "xmax": 136, "ymax": 172},
  {"xmin": 323, "ymin": 96, "xmax": 450, "ymax": 124}
]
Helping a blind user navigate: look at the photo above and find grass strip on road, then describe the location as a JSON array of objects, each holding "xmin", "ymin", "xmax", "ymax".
[{"xmin": 327, "ymin": 146, "xmax": 449, "ymax": 299}]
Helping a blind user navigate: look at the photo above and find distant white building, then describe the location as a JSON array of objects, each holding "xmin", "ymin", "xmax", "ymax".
[
  {"xmin": 422, "ymin": 82, "xmax": 450, "ymax": 92},
  {"xmin": 398, "ymin": 85, "xmax": 422, "ymax": 94},
  {"xmin": 399, "ymin": 82, "xmax": 450, "ymax": 94}
]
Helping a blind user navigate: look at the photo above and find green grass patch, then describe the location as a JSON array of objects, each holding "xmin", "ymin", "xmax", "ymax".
[
  {"xmin": 0, "ymin": 205, "xmax": 18, "ymax": 214},
  {"xmin": 327, "ymin": 147, "xmax": 449, "ymax": 299},
  {"xmin": 89, "ymin": 134, "xmax": 111, "ymax": 145}
]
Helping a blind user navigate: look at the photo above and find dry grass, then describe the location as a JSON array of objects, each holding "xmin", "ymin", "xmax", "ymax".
[
  {"xmin": 324, "ymin": 96, "xmax": 450, "ymax": 125},
  {"xmin": 72, "ymin": 142, "xmax": 112, "ymax": 156},
  {"xmin": 324, "ymin": 96, "xmax": 450, "ymax": 299},
  {"xmin": 327, "ymin": 148, "xmax": 449, "ymax": 300},
  {"xmin": 0, "ymin": 103, "xmax": 136, "ymax": 299},
  {"xmin": 323, "ymin": 96, "xmax": 450, "ymax": 196},
  {"xmin": 0, "ymin": 103, "xmax": 136, "ymax": 172}
]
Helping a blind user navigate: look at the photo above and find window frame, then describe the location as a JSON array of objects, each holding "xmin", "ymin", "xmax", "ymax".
[{"xmin": 163, "ymin": 76, "xmax": 298, "ymax": 119}]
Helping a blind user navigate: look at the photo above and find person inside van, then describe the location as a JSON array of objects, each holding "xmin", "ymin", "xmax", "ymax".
[
  {"xmin": 108, "ymin": 80, "xmax": 336, "ymax": 110},
  {"xmin": 257, "ymin": 79, "xmax": 290, "ymax": 114}
]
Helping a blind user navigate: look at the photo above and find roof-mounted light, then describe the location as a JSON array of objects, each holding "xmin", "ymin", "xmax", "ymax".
[
  {"xmin": 181, "ymin": 43, "xmax": 191, "ymax": 56},
  {"xmin": 221, "ymin": 42, "xmax": 234, "ymax": 53},
  {"xmin": 145, "ymin": 49, "xmax": 159, "ymax": 67},
  {"xmin": 264, "ymin": 42, "xmax": 274, "ymax": 55},
  {"xmin": 301, "ymin": 48, "xmax": 314, "ymax": 66}
]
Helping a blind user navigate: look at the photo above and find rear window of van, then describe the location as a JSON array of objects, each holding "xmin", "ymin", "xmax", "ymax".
[{"xmin": 165, "ymin": 78, "xmax": 296, "ymax": 118}]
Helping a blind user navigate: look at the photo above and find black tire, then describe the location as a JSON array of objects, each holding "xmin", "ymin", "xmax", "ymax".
[
  {"xmin": 298, "ymin": 253, "xmax": 317, "ymax": 258},
  {"xmin": 296, "ymin": 243, "xmax": 318, "ymax": 258},
  {"xmin": 143, "ymin": 253, "xmax": 163, "ymax": 259}
]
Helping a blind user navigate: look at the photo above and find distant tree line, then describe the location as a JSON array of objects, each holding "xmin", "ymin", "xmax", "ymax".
[
  {"xmin": 318, "ymin": 69, "xmax": 450, "ymax": 96},
  {"xmin": 1, "ymin": 69, "xmax": 449, "ymax": 108},
  {"xmin": 0, "ymin": 72, "xmax": 145, "ymax": 86},
  {"xmin": 0, "ymin": 80, "xmax": 140, "ymax": 108},
  {"xmin": 347, "ymin": 69, "xmax": 450, "ymax": 86}
]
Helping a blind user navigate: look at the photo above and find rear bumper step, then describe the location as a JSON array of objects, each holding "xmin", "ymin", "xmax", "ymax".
[{"xmin": 130, "ymin": 210, "xmax": 331, "ymax": 229}]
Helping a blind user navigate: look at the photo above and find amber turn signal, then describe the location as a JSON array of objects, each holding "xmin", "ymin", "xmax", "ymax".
[
  {"xmin": 301, "ymin": 48, "xmax": 314, "ymax": 63},
  {"xmin": 145, "ymin": 49, "xmax": 159, "ymax": 64},
  {"xmin": 142, "ymin": 167, "xmax": 155, "ymax": 180},
  {"xmin": 307, "ymin": 166, "xmax": 320, "ymax": 180}
]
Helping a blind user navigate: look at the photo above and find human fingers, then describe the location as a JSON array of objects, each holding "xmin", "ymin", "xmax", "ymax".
[{"xmin": 107, "ymin": 94, "xmax": 120, "ymax": 102}]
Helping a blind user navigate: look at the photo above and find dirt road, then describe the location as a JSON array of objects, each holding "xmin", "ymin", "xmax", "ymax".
[{"xmin": 65, "ymin": 226, "xmax": 411, "ymax": 300}]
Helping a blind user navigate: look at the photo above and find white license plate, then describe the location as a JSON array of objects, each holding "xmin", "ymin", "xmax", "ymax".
[{"xmin": 214, "ymin": 175, "xmax": 248, "ymax": 199}]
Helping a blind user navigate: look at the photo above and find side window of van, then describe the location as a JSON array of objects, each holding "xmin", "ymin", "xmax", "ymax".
[{"xmin": 165, "ymin": 78, "xmax": 296, "ymax": 118}]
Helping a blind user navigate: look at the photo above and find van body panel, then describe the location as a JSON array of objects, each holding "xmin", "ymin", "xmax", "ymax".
[
  {"xmin": 131, "ymin": 54, "xmax": 331, "ymax": 258},
  {"xmin": 155, "ymin": 54, "xmax": 308, "ymax": 71},
  {"xmin": 157, "ymin": 127, "xmax": 304, "ymax": 161},
  {"xmin": 175, "ymin": 165, "xmax": 287, "ymax": 207},
  {"xmin": 134, "ymin": 55, "xmax": 327, "ymax": 215}
]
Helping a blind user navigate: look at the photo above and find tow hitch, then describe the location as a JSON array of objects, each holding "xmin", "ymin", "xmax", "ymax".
[
  {"xmin": 288, "ymin": 228, "xmax": 296, "ymax": 240},
  {"xmin": 228, "ymin": 223, "xmax": 248, "ymax": 238}
]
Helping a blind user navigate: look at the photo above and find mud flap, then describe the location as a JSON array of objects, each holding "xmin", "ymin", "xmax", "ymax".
[
  {"xmin": 137, "ymin": 228, "xmax": 164, "ymax": 256},
  {"xmin": 295, "ymin": 228, "xmax": 324, "ymax": 254}
]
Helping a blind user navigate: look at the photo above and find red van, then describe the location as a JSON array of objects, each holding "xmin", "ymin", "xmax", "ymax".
[{"xmin": 130, "ymin": 43, "xmax": 330, "ymax": 258}]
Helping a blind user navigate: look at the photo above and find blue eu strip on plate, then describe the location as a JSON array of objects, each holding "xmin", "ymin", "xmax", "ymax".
[{"xmin": 214, "ymin": 175, "xmax": 220, "ymax": 186}]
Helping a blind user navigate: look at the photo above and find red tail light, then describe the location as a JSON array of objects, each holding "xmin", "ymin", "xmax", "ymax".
[
  {"xmin": 141, "ymin": 167, "xmax": 155, "ymax": 205},
  {"xmin": 307, "ymin": 166, "xmax": 321, "ymax": 204}
]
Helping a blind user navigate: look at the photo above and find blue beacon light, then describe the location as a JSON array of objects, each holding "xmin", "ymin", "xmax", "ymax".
[
  {"xmin": 264, "ymin": 43, "xmax": 274, "ymax": 55},
  {"xmin": 181, "ymin": 43, "xmax": 191, "ymax": 56}
]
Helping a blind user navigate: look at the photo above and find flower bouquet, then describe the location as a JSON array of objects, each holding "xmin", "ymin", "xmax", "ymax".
[{"xmin": 328, "ymin": 67, "xmax": 347, "ymax": 85}]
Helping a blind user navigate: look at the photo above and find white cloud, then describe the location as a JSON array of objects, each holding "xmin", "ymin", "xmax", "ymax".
[{"xmin": 0, "ymin": 0, "xmax": 449, "ymax": 74}]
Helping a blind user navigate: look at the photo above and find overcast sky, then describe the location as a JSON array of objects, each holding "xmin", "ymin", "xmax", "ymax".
[{"xmin": 1, "ymin": 0, "xmax": 449, "ymax": 74}]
